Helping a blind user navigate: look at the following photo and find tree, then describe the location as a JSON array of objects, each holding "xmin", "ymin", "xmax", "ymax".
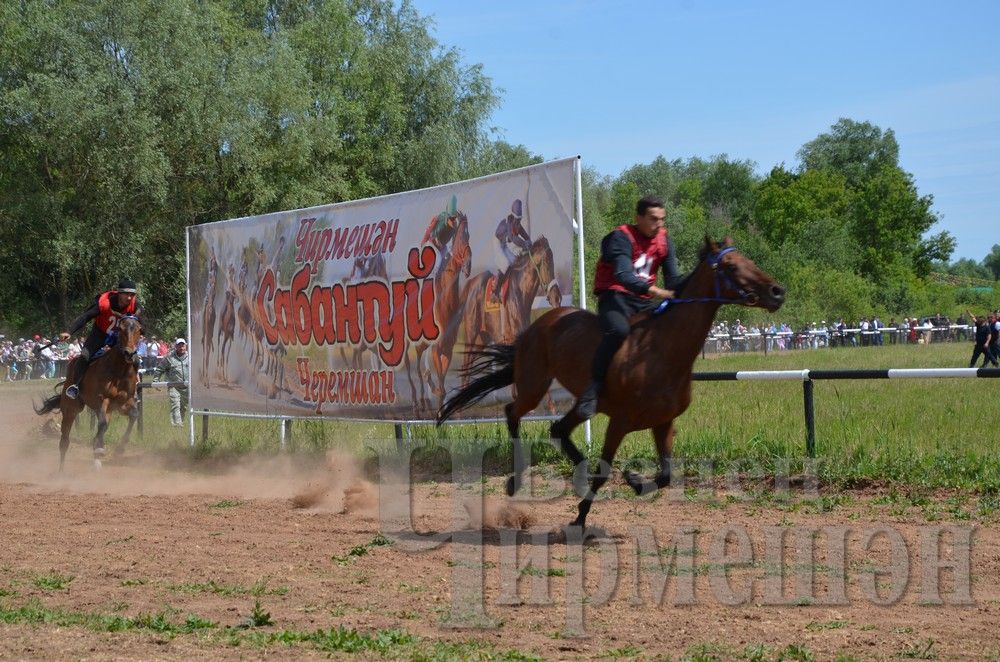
[
  {"xmin": 983, "ymin": 244, "xmax": 1000, "ymax": 280},
  {"xmin": 752, "ymin": 166, "xmax": 852, "ymax": 247},
  {"xmin": 797, "ymin": 118, "xmax": 899, "ymax": 189},
  {"xmin": 0, "ymin": 0, "xmax": 507, "ymax": 334},
  {"xmin": 852, "ymin": 164, "xmax": 937, "ymax": 278}
]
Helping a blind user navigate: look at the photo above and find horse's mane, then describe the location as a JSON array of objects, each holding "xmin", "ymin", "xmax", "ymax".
[{"xmin": 512, "ymin": 236, "xmax": 549, "ymax": 269}]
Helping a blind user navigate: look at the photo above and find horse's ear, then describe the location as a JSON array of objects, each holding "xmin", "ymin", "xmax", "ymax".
[
  {"xmin": 723, "ymin": 236, "xmax": 734, "ymax": 247},
  {"xmin": 703, "ymin": 235, "xmax": 717, "ymax": 252}
]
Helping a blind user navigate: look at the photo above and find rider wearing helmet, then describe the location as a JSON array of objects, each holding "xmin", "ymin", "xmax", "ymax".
[
  {"xmin": 491, "ymin": 198, "xmax": 531, "ymax": 305},
  {"xmin": 61, "ymin": 278, "xmax": 144, "ymax": 399},
  {"xmin": 422, "ymin": 195, "xmax": 462, "ymax": 274}
]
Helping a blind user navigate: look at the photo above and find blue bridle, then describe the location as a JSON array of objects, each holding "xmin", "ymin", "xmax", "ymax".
[
  {"xmin": 652, "ymin": 246, "xmax": 757, "ymax": 315},
  {"xmin": 94, "ymin": 314, "xmax": 141, "ymax": 359}
]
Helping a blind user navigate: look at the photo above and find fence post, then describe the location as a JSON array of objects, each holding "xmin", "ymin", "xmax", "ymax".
[
  {"xmin": 803, "ymin": 379, "xmax": 816, "ymax": 458},
  {"xmin": 394, "ymin": 423, "xmax": 404, "ymax": 452},
  {"xmin": 201, "ymin": 408, "xmax": 209, "ymax": 445}
]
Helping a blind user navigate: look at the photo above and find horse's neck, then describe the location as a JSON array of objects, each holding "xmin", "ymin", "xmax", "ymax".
[{"xmin": 651, "ymin": 263, "xmax": 722, "ymax": 365}]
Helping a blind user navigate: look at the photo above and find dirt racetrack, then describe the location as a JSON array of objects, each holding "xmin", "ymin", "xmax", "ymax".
[{"xmin": 1, "ymin": 382, "xmax": 998, "ymax": 661}]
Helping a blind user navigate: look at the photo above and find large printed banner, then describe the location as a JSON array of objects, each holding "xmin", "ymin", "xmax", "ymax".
[{"xmin": 187, "ymin": 157, "xmax": 578, "ymax": 421}]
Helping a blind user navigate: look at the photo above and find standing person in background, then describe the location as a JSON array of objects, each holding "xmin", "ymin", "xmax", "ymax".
[
  {"xmin": 991, "ymin": 311, "xmax": 1000, "ymax": 362},
  {"xmin": 967, "ymin": 311, "xmax": 998, "ymax": 368},
  {"xmin": 154, "ymin": 338, "xmax": 190, "ymax": 426}
]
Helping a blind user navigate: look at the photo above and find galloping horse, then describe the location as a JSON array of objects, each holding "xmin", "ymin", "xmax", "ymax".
[
  {"xmin": 438, "ymin": 238, "xmax": 785, "ymax": 530},
  {"xmin": 405, "ymin": 214, "xmax": 472, "ymax": 412},
  {"xmin": 216, "ymin": 264, "xmax": 238, "ymax": 383},
  {"xmin": 35, "ymin": 315, "xmax": 144, "ymax": 470},
  {"xmin": 201, "ymin": 270, "xmax": 217, "ymax": 387},
  {"xmin": 459, "ymin": 236, "xmax": 561, "ymax": 378}
]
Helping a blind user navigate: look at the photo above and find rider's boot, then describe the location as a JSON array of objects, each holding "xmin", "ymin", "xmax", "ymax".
[
  {"xmin": 574, "ymin": 380, "xmax": 602, "ymax": 420},
  {"xmin": 65, "ymin": 354, "xmax": 91, "ymax": 399}
]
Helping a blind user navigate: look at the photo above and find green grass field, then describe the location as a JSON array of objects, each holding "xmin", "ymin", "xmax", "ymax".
[{"xmin": 13, "ymin": 340, "xmax": 999, "ymax": 490}]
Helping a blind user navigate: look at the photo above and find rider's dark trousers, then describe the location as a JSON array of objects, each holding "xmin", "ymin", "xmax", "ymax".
[{"xmin": 589, "ymin": 291, "xmax": 655, "ymax": 384}]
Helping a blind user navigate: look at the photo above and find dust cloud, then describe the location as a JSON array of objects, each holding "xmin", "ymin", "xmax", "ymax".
[{"xmin": 0, "ymin": 385, "xmax": 375, "ymax": 512}]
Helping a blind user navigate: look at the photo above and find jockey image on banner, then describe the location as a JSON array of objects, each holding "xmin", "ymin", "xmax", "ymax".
[
  {"xmin": 421, "ymin": 194, "xmax": 463, "ymax": 275},
  {"xmin": 491, "ymin": 198, "xmax": 531, "ymax": 305}
]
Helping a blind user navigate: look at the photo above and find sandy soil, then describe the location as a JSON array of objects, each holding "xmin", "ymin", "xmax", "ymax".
[{"xmin": 1, "ymin": 382, "xmax": 997, "ymax": 661}]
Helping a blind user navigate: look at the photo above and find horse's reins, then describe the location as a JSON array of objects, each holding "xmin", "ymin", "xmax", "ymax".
[
  {"xmin": 100, "ymin": 313, "xmax": 141, "ymax": 361},
  {"xmin": 652, "ymin": 246, "xmax": 757, "ymax": 316}
]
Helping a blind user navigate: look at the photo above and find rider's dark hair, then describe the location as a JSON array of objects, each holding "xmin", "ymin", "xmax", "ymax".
[{"xmin": 636, "ymin": 195, "xmax": 665, "ymax": 216}]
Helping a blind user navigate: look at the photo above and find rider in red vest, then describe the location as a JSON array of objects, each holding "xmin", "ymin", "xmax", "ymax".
[
  {"xmin": 60, "ymin": 278, "xmax": 144, "ymax": 399},
  {"xmin": 575, "ymin": 195, "xmax": 685, "ymax": 419}
]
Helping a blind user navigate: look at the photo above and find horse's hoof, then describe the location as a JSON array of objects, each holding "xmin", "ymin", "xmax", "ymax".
[
  {"xmin": 505, "ymin": 474, "xmax": 522, "ymax": 497},
  {"xmin": 624, "ymin": 471, "xmax": 646, "ymax": 495}
]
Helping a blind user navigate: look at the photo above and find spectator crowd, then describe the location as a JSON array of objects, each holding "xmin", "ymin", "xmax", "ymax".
[
  {"xmin": 4, "ymin": 309, "xmax": 999, "ymax": 381},
  {"xmin": 1, "ymin": 334, "xmax": 174, "ymax": 381},
  {"xmin": 700, "ymin": 311, "xmax": 999, "ymax": 357}
]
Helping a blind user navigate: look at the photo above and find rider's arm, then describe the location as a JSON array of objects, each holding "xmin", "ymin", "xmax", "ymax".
[
  {"xmin": 660, "ymin": 236, "xmax": 685, "ymax": 291},
  {"xmin": 602, "ymin": 230, "xmax": 651, "ymax": 296},
  {"xmin": 494, "ymin": 218, "xmax": 507, "ymax": 242},
  {"xmin": 513, "ymin": 223, "xmax": 531, "ymax": 250},
  {"xmin": 66, "ymin": 302, "xmax": 99, "ymax": 336}
]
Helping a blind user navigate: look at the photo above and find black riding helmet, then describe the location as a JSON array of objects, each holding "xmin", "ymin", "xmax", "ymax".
[{"xmin": 117, "ymin": 278, "xmax": 137, "ymax": 294}]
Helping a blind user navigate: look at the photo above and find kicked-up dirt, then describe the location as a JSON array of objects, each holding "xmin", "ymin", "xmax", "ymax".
[{"xmin": 1, "ymin": 383, "xmax": 998, "ymax": 660}]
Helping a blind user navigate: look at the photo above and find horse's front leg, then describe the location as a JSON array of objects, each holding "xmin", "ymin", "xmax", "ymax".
[
  {"xmin": 625, "ymin": 421, "xmax": 675, "ymax": 496},
  {"xmin": 93, "ymin": 400, "xmax": 112, "ymax": 468},
  {"xmin": 114, "ymin": 401, "xmax": 138, "ymax": 457}
]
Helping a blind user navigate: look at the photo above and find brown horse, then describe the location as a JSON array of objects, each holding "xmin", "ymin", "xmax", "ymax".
[
  {"xmin": 438, "ymin": 238, "xmax": 785, "ymax": 530},
  {"xmin": 459, "ymin": 236, "xmax": 561, "ymax": 379},
  {"xmin": 406, "ymin": 214, "xmax": 472, "ymax": 412},
  {"xmin": 216, "ymin": 264, "xmax": 237, "ymax": 383},
  {"xmin": 201, "ymin": 274, "xmax": 217, "ymax": 387},
  {"xmin": 35, "ymin": 315, "xmax": 143, "ymax": 471}
]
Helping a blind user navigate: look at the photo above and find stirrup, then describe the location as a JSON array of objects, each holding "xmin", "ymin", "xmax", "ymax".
[{"xmin": 65, "ymin": 384, "xmax": 80, "ymax": 399}]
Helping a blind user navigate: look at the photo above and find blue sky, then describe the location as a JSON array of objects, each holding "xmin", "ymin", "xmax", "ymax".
[{"xmin": 411, "ymin": 0, "xmax": 1000, "ymax": 261}]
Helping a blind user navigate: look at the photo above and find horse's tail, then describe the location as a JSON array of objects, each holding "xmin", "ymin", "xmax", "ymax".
[
  {"xmin": 436, "ymin": 343, "xmax": 515, "ymax": 425},
  {"xmin": 34, "ymin": 383, "xmax": 65, "ymax": 416}
]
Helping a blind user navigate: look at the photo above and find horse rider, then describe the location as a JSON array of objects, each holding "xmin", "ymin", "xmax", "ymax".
[
  {"xmin": 491, "ymin": 198, "xmax": 531, "ymax": 305},
  {"xmin": 574, "ymin": 195, "xmax": 684, "ymax": 420},
  {"xmin": 422, "ymin": 194, "xmax": 462, "ymax": 275},
  {"xmin": 60, "ymin": 278, "xmax": 144, "ymax": 399}
]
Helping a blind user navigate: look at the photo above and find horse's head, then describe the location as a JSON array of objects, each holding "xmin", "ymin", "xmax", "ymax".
[
  {"xmin": 116, "ymin": 314, "xmax": 143, "ymax": 363},
  {"xmin": 525, "ymin": 237, "xmax": 562, "ymax": 307},
  {"xmin": 700, "ymin": 237, "xmax": 785, "ymax": 312}
]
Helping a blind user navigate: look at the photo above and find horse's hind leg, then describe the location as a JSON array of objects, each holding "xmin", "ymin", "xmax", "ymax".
[
  {"xmin": 625, "ymin": 422, "xmax": 675, "ymax": 496},
  {"xmin": 59, "ymin": 406, "xmax": 79, "ymax": 472},
  {"xmin": 504, "ymin": 372, "xmax": 553, "ymax": 497}
]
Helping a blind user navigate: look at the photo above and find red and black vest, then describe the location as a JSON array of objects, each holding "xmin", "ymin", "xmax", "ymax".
[
  {"xmin": 593, "ymin": 225, "xmax": 669, "ymax": 298},
  {"xmin": 95, "ymin": 291, "xmax": 137, "ymax": 333}
]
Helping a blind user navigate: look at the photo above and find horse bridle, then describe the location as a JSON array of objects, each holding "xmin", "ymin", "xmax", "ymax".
[
  {"xmin": 523, "ymin": 243, "xmax": 560, "ymax": 302},
  {"xmin": 112, "ymin": 313, "xmax": 141, "ymax": 361},
  {"xmin": 652, "ymin": 246, "xmax": 757, "ymax": 315}
]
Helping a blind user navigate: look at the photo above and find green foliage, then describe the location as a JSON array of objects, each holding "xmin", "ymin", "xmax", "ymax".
[
  {"xmin": 1, "ymin": 0, "xmax": 991, "ymax": 339},
  {"xmin": 0, "ymin": 0, "xmax": 505, "ymax": 335},
  {"xmin": 984, "ymin": 244, "xmax": 1000, "ymax": 280}
]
